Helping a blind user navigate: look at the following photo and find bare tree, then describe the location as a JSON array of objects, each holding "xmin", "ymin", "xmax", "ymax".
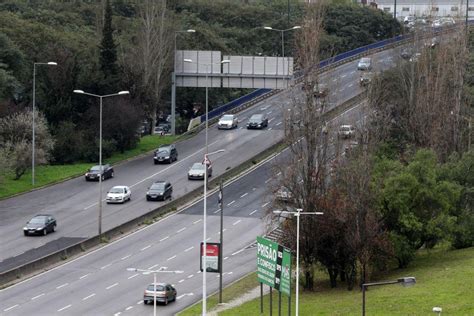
[
  {"xmin": 0, "ymin": 110, "xmax": 53, "ymax": 180},
  {"xmin": 269, "ymin": 1, "xmax": 331, "ymax": 291},
  {"xmin": 123, "ymin": 0, "xmax": 175, "ymax": 131}
]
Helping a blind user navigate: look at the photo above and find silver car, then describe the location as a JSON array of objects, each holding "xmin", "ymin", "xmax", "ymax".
[
  {"xmin": 218, "ymin": 114, "xmax": 238, "ymax": 129},
  {"xmin": 357, "ymin": 57, "xmax": 372, "ymax": 71},
  {"xmin": 188, "ymin": 162, "xmax": 212, "ymax": 180}
]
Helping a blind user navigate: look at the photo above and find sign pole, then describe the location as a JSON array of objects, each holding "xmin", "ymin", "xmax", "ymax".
[
  {"xmin": 278, "ymin": 290, "xmax": 282, "ymax": 316},
  {"xmin": 270, "ymin": 286, "xmax": 273, "ymax": 316},
  {"xmin": 288, "ymin": 292, "xmax": 291, "ymax": 316},
  {"xmin": 260, "ymin": 282, "xmax": 263, "ymax": 314},
  {"xmin": 219, "ymin": 180, "xmax": 224, "ymax": 303}
]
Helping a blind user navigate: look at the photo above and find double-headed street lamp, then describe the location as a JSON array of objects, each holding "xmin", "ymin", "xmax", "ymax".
[
  {"xmin": 171, "ymin": 29, "xmax": 196, "ymax": 135},
  {"xmin": 274, "ymin": 208, "xmax": 323, "ymax": 316},
  {"xmin": 127, "ymin": 267, "xmax": 183, "ymax": 316},
  {"xmin": 183, "ymin": 58, "xmax": 229, "ymax": 315},
  {"xmin": 73, "ymin": 89, "xmax": 129, "ymax": 236},
  {"xmin": 263, "ymin": 26, "xmax": 301, "ymax": 88},
  {"xmin": 32, "ymin": 61, "xmax": 57, "ymax": 186},
  {"xmin": 362, "ymin": 277, "xmax": 416, "ymax": 316}
]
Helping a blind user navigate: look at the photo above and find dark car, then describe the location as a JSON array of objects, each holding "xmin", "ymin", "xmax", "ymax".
[
  {"xmin": 146, "ymin": 181, "xmax": 173, "ymax": 201},
  {"xmin": 85, "ymin": 164, "xmax": 114, "ymax": 181},
  {"xmin": 23, "ymin": 214, "xmax": 56, "ymax": 236},
  {"xmin": 143, "ymin": 283, "xmax": 177, "ymax": 305},
  {"xmin": 154, "ymin": 144, "xmax": 178, "ymax": 164},
  {"xmin": 247, "ymin": 114, "xmax": 268, "ymax": 129}
]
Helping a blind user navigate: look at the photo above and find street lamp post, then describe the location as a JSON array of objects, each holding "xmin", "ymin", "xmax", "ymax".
[
  {"xmin": 32, "ymin": 61, "xmax": 57, "ymax": 186},
  {"xmin": 362, "ymin": 277, "xmax": 416, "ymax": 316},
  {"xmin": 127, "ymin": 267, "xmax": 183, "ymax": 316},
  {"xmin": 73, "ymin": 90, "xmax": 129, "ymax": 236},
  {"xmin": 171, "ymin": 29, "xmax": 195, "ymax": 135},
  {"xmin": 263, "ymin": 26, "xmax": 301, "ymax": 88},
  {"xmin": 273, "ymin": 208, "xmax": 323, "ymax": 316}
]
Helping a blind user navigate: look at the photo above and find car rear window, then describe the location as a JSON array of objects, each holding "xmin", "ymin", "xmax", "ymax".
[
  {"xmin": 221, "ymin": 115, "xmax": 233, "ymax": 120},
  {"xmin": 30, "ymin": 217, "xmax": 47, "ymax": 224},
  {"xmin": 147, "ymin": 285, "xmax": 165, "ymax": 291},
  {"xmin": 109, "ymin": 187, "xmax": 124, "ymax": 193},
  {"xmin": 151, "ymin": 183, "xmax": 166, "ymax": 190}
]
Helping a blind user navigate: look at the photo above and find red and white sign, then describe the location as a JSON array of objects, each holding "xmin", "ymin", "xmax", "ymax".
[{"xmin": 200, "ymin": 242, "xmax": 220, "ymax": 273}]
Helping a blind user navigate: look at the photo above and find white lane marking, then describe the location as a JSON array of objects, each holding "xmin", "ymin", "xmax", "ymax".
[
  {"xmin": 228, "ymin": 272, "xmax": 233, "ymax": 275},
  {"xmin": 128, "ymin": 273, "xmax": 139, "ymax": 279},
  {"xmin": 185, "ymin": 246, "xmax": 194, "ymax": 252},
  {"xmin": 227, "ymin": 200, "xmax": 235, "ymax": 206},
  {"xmin": 341, "ymin": 74, "xmax": 347, "ymax": 78},
  {"xmin": 114, "ymin": 313, "xmax": 121, "ymax": 316},
  {"xmin": 276, "ymin": 172, "xmax": 282, "ymax": 176},
  {"xmin": 137, "ymin": 300, "xmax": 143, "ymax": 304},
  {"xmin": 177, "ymin": 227, "xmax": 186, "ymax": 233},
  {"xmin": 233, "ymin": 220, "xmax": 241, "ymax": 226},
  {"xmin": 267, "ymin": 110, "xmax": 273, "ymax": 115},
  {"xmin": 206, "ymin": 237, "xmax": 211, "ymax": 241},
  {"xmin": 100, "ymin": 263, "xmax": 112, "ymax": 270},
  {"xmin": 167, "ymin": 255, "xmax": 177, "ymax": 261},
  {"xmin": 265, "ymin": 178, "xmax": 272, "ymax": 183},
  {"xmin": 240, "ymin": 193, "xmax": 248, "ymax": 198},
  {"xmin": 268, "ymin": 127, "xmax": 272, "ymax": 130},
  {"xmin": 140, "ymin": 245, "xmax": 151, "ymax": 251},
  {"xmin": 350, "ymin": 70, "xmax": 356, "ymax": 75},
  {"xmin": 4, "ymin": 305, "xmax": 18, "ymax": 312},
  {"xmin": 348, "ymin": 83, "xmax": 354, "ymax": 88},
  {"xmin": 79, "ymin": 274, "xmax": 89, "ymax": 279},
  {"xmin": 268, "ymin": 118, "xmax": 275, "ymax": 122},
  {"xmin": 82, "ymin": 293, "xmax": 96, "ymax": 301},
  {"xmin": 148, "ymin": 264, "xmax": 159, "ymax": 270},
  {"xmin": 160, "ymin": 236, "xmax": 169, "ymax": 242},
  {"xmin": 214, "ymin": 209, "xmax": 221, "ymax": 214},
  {"xmin": 249, "ymin": 209, "xmax": 258, "ymax": 216},
  {"xmin": 121, "ymin": 255, "xmax": 131, "ymax": 260},
  {"xmin": 187, "ymin": 274, "xmax": 194, "ymax": 279},
  {"xmin": 32, "ymin": 293, "xmax": 45, "ymax": 300},
  {"xmin": 262, "ymin": 202, "xmax": 270, "ymax": 208},
  {"xmin": 232, "ymin": 248, "xmax": 245, "ymax": 256},
  {"xmin": 56, "ymin": 283, "xmax": 68, "ymax": 289},
  {"xmin": 106, "ymin": 283, "xmax": 118, "ymax": 290},
  {"xmin": 197, "ymin": 270, "xmax": 201, "ymax": 274},
  {"xmin": 224, "ymin": 256, "xmax": 229, "ymax": 260},
  {"xmin": 125, "ymin": 306, "xmax": 133, "ymax": 311},
  {"xmin": 276, "ymin": 121, "xmax": 282, "ymax": 126},
  {"xmin": 57, "ymin": 305, "xmax": 71, "ymax": 312},
  {"xmin": 193, "ymin": 219, "xmax": 202, "ymax": 224},
  {"xmin": 84, "ymin": 202, "xmax": 97, "ymax": 210},
  {"xmin": 179, "ymin": 279, "xmax": 185, "ymax": 283}
]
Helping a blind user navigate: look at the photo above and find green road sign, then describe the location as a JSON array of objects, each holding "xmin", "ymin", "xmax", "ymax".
[{"xmin": 257, "ymin": 236, "xmax": 292, "ymax": 296}]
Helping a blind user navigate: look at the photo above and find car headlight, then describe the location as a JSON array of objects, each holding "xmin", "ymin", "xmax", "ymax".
[
  {"xmin": 165, "ymin": 156, "xmax": 169, "ymax": 159},
  {"xmin": 23, "ymin": 227, "xmax": 27, "ymax": 230},
  {"xmin": 146, "ymin": 191, "xmax": 150, "ymax": 195},
  {"xmin": 36, "ymin": 227, "xmax": 43, "ymax": 230},
  {"xmin": 257, "ymin": 124, "xmax": 261, "ymax": 127}
]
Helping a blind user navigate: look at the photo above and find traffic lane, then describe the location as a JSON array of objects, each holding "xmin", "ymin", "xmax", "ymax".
[
  {"xmin": 0, "ymin": 215, "xmax": 263, "ymax": 315},
  {"xmin": 0, "ymin": 150, "xmax": 275, "ymax": 311},
  {"xmin": 0, "ymin": 126, "xmax": 283, "ymax": 261}
]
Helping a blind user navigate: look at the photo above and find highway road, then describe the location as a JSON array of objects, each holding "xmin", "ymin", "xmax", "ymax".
[
  {"xmin": 0, "ymin": 45, "xmax": 399, "ymax": 272},
  {"xmin": 0, "ymin": 96, "xmax": 367, "ymax": 315}
]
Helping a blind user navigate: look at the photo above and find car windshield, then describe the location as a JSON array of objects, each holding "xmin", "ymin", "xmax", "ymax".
[
  {"xmin": 29, "ymin": 217, "xmax": 47, "ymax": 224},
  {"xmin": 147, "ymin": 285, "xmax": 165, "ymax": 291},
  {"xmin": 221, "ymin": 115, "xmax": 233, "ymax": 120},
  {"xmin": 361, "ymin": 58, "xmax": 370, "ymax": 64},
  {"xmin": 157, "ymin": 149, "xmax": 170, "ymax": 155},
  {"xmin": 90, "ymin": 166, "xmax": 102, "ymax": 172},
  {"xmin": 249, "ymin": 115, "xmax": 262, "ymax": 122},
  {"xmin": 151, "ymin": 183, "xmax": 166, "ymax": 190},
  {"xmin": 340, "ymin": 126, "xmax": 352, "ymax": 132},
  {"xmin": 191, "ymin": 163, "xmax": 205, "ymax": 171},
  {"xmin": 109, "ymin": 187, "xmax": 124, "ymax": 194}
]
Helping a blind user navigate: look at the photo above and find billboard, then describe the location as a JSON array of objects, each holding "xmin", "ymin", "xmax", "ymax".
[
  {"xmin": 200, "ymin": 242, "xmax": 221, "ymax": 273},
  {"xmin": 257, "ymin": 236, "xmax": 291, "ymax": 296}
]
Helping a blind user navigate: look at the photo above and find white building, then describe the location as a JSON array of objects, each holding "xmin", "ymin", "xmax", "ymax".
[{"xmin": 364, "ymin": 0, "xmax": 474, "ymax": 19}]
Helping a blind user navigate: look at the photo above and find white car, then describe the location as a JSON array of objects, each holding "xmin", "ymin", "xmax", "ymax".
[
  {"xmin": 106, "ymin": 185, "xmax": 131, "ymax": 204},
  {"xmin": 357, "ymin": 58, "xmax": 372, "ymax": 71},
  {"xmin": 338, "ymin": 125, "xmax": 356, "ymax": 139},
  {"xmin": 217, "ymin": 114, "xmax": 238, "ymax": 129}
]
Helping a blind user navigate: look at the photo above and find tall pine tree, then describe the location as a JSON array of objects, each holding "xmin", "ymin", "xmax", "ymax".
[{"xmin": 99, "ymin": 0, "xmax": 118, "ymax": 90}]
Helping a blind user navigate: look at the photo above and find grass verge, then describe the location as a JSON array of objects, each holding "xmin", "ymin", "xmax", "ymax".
[
  {"xmin": 0, "ymin": 135, "xmax": 179, "ymax": 199},
  {"xmin": 180, "ymin": 247, "xmax": 474, "ymax": 315}
]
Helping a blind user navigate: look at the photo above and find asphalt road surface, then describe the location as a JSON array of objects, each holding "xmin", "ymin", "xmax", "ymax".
[
  {"xmin": 0, "ymin": 46, "xmax": 398, "ymax": 271},
  {"xmin": 0, "ymin": 86, "xmax": 369, "ymax": 314}
]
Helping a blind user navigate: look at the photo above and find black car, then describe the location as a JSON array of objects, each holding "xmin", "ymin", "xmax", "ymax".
[
  {"xmin": 247, "ymin": 114, "xmax": 268, "ymax": 129},
  {"xmin": 154, "ymin": 144, "xmax": 178, "ymax": 164},
  {"xmin": 85, "ymin": 164, "xmax": 114, "ymax": 181},
  {"xmin": 146, "ymin": 181, "xmax": 173, "ymax": 201},
  {"xmin": 23, "ymin": 214, "xmax": 56, "ymax": 236}
]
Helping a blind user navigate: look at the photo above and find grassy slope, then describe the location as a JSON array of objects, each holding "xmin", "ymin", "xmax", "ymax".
[
  {"xmin": 0, "ymin": 135, "xmax": 178, "ymax": 199},
  {"xmin": 180, "ymin": 247, "xmax": 474, "ymax": 315}
]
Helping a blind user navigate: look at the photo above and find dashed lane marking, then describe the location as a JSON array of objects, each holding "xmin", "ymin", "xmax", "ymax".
[
  {"xmin": 185, "ymin": 246, "xmax": 194, "ymax": 252},
  {"xmin": 179, "ymin": 279, "xmax": 185, "ymax": 283},
  {"xmin": 56, "ymin": 283, "xmax": 68, "ymax": 289},
  {"xmin": 249, "ymin": 209, "xmax": 258, "ymax": 216},
  {"xmin": 167, "ymin": 255, "xmax": 177, "ymax": 261},
  {"xmin": 106, "ymin": 283, "xmax": 118, "ymax": 290},
  {"xmin": 233, "ymin": 220, "xmax": 241, "ymax": 226},
  {"xmin": 32, "ymin": 293, "xmax": 45, "ymax": 300},
  {"xmin": 125, "ymin": 306, "xmax": 133, "ymax": 311},
  {"xmin": 4, "ymin": 304, "xmax": 18, "ymax": 312},
  {"xmin": 82, "ymin": 293, "xmax": 96, "ymax": 301},
  {"xmin": 140, "ymin": 245, "xmax": 151, "ymax": 251},
  {"xmin": 100, "ymin": 264, "xmax": 112, "ymax": 270},
  {"xmin": 128, "ymin": 273, "xmax": 139, "ymax": 280},
  {"xmin": 240, "ymin": 193, "xmax": 248, "ymax": 198},
  {"xmin": 262, "ymin": 202, "xmax": 270, "ymax": 208},
  {"xmin": 160, "ymin": 236, "xmax": 169, "ymax": 242},
  {"xmin": 57, "ymin": 305, "xmax": 72, "ymax": 312},
  {"xmin": 177, "ymin": 227, "xmax": 186, "ymax": 233},
  {"xmin": 193, "ymin": 219, "xmax": 202, "ymax": 224},
  {"xmin": 227, "ymin": 200, "xmax": 235, "ymax": 206},
  {"xmin": 79, "ymin": 274, "xmax": 89, "ymax": 279}
]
